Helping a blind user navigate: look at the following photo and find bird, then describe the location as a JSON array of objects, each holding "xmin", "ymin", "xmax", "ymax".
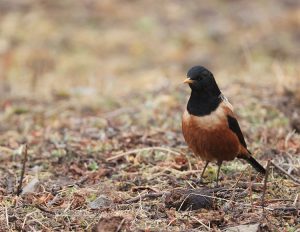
[{"xmin": 182, "ymin": 66, "xmax": 266, "ymax": 186}]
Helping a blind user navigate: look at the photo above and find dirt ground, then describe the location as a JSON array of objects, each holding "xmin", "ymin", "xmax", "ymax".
[{"xmin": 0, "ymin": 0, "xmax": 299, "ymax": 231}]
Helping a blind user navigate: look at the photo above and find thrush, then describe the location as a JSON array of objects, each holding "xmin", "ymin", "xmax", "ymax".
[{"xmin": 182, "ymin": 66, "xmax": 266, "ymax": 186}]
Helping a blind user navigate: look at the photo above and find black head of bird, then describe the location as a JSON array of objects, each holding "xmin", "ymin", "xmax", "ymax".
[
  {"xmin": 183, "ymin": 66, "xmax": 222, "ymax": 117},
  {"xmin": 184, "ymin": 66, "xmax": 221, "ymax": 97}
]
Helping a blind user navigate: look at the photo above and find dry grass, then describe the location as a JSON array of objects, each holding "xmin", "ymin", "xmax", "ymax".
[{"xmin": 0, "ymin": 0, "xmax": 299, "ymax": 231}]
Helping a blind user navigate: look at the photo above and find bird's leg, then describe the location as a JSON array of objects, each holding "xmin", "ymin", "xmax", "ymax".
[
  {"xmin": 216, "ymin": 161, "xmax": 223, "ymax": 187},
  {"xmin": 199, "ymin": 161, "xmax": 209, "ymax": 183}
]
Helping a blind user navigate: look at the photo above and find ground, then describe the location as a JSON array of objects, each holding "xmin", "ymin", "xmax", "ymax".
[{"xmin": 0, "ymin": 0, "xmax": 299, "ymax": 231}]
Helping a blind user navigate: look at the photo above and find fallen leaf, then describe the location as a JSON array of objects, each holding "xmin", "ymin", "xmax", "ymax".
[{"xmin": 93, "ymin": 216, "xmax": 124, "ymax": 232}]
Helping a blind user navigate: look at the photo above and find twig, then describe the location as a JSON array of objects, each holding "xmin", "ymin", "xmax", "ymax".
[
  {"xmin": 167, "ymin": 218, "xmax": 177, "ymax": 227},
  {"xmin": 186, "ymin": 180, "xmax": 196, "ymax": 189},
  {"xmin": 34, "ymin": 204, "xmax": 55, "ymax": 215},
  {"xmin": 190, "ymin": 216, "xmax": 211, "ymax": 231},
  {"xmin": 229, "ymin": 167, "xmax": 248, "ymax": 202},
  {"xmin": 265, "ymin": 199, "xmax": 294, "ymax": 203},
  {"xmin": 261, "ymin": 161, "xmax": 270, "ymax": 214},
  {"xmin": 270, "ymin": 161, "xmax": 300, "ymax": 185},
  {"xmin": 180, "ymin": 170, "xmax": 207, "ymax": 175},
  {"xmin": 115, "ymin": 218, "xmax": 125, "ymax": 232},
  {"xmin": 5, "ymin": 205, "xmax": 9, "ymax": 228},
  {"xmin": 248, "ymin": 168, "xmax": 254, "ymax": 211},
  {"xmin": 222, "ymin": 168, "xmax": 248, "ymax": 212},
  {"xmin": 272, "ymin": 206, "xmax": 298, "ymax": 213},
  {"xmin": 16, "ymin": 144, "xmax": 28, "ymax": 196},
  {"xmin": 63, "ymin": 199, "xmax": 74, "ymax": 213},
  {"xmin": 85, "ymin": 211, "xmax": 102, "ymax": 230},
  {"xmin": 126, "ymin": 191, "xmax": 169, "ymax": 204},
  {"xmin": 131, "ymin": 186, "xmax": 159, "ymax": 192},
  {"xmin": 106, "ymin": 147, "xmax": 182, "ymax": 162},
  {"xmin": 293, "ymin": 194, "xmax": 298, "ymax": 206},
  {"xmin": 28, "ymin": 215, "xmax": 51, "ymax": 230},
  {"xmin": 284, "ymin": 130, "xmax": 296, "ymax": 149},
  {"xmin": 22, "ymin": 210, "xmax": 38, "ymax": 230}
]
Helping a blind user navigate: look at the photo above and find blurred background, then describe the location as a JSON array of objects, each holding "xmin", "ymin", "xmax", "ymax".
[
  {"xmin": 0, "ymin": 0, "xmax": 299, "ymax": 100},
  {"xmin": 0, "ymin": 1, "xmax": 299, "ymax": 230}
]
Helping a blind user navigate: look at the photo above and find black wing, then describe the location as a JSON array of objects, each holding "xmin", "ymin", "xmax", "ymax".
[
  {"xmin": 227, "ymin": 115, "xmax": 247, "ymax": 148},
  {"xmin": 227, "ymin": 115, "xmax": 266, "ymax": 174}
]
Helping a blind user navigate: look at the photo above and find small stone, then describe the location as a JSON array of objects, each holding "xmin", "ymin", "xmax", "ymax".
[
  {"xmin": 224, "ymin": 223, "xmax": 260, "ymax": 232},
  {"xmin": 88, "ymin": 195, "xmax": 112, "ymax": 210},
  {"xmin": 22, "ymin": 177, "xmax": 40, "ymax": 194}
]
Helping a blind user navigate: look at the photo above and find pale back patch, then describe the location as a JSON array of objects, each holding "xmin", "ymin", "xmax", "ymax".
[{"xmin": 219, "ymin": 94, "xmax": 233, "ymax": 111}]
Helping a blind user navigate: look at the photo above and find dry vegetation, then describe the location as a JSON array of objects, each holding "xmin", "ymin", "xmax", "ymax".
[{"xmin": 0, "ymin": 0, "xmax": 299, "ymax": 231}]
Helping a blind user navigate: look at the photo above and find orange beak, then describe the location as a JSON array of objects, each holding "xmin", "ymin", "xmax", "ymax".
[{"xmin": 183, "ymin": 78, "xmax": 193, "ymax": 84}]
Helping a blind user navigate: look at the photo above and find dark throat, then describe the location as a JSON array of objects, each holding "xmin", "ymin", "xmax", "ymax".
[{"xmin": 187, "ymin": 88, "xmax": 222, "ymax": 116}]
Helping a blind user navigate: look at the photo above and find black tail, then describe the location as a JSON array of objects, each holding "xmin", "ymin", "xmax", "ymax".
[{"xmin": 239, "ymin": 152, "xmax": 266, "ymax": 174}]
